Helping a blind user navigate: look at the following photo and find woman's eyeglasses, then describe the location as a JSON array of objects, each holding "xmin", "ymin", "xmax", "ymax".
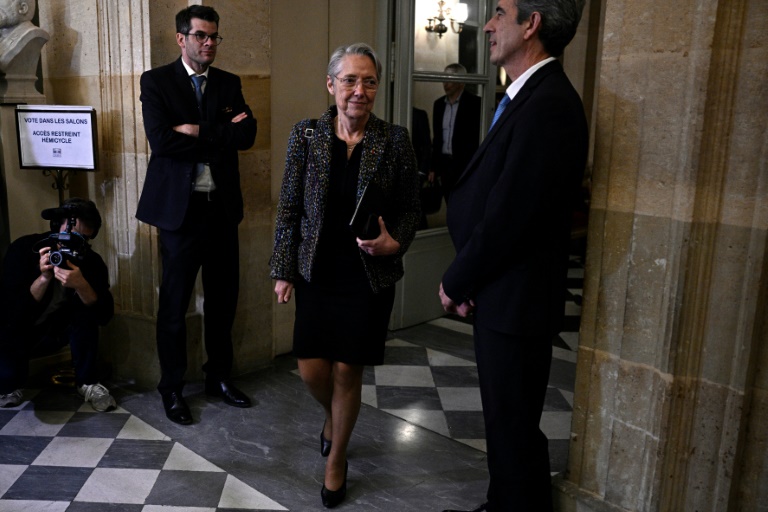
[{"xmin": 334, "ymin": 75, "xmax": 378, "ymax": 91}]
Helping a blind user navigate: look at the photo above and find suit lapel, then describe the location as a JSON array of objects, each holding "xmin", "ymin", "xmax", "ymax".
[
  {"xmin": 204, "ymin": 67, "xmax": 219, "ymax": 121},
  {"xmin": 173, "ymin": 58, "xmax": 198, "ymax": 111},
  {"xmin": 453, "ymin": 61, "xmax": 562, "ymax": 188}
]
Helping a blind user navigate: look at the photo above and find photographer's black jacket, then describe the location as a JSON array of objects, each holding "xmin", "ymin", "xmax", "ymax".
[{"xmin": 0, "ymin": 232, "xmax": 114, "ymax": 331}]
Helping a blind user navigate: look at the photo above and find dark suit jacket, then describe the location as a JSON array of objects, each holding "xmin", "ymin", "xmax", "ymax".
[
  {"xmin": 432, "ymin": 90, "xmax": 481, "ymax": 176},
  {"xmin": 411, "ymin": 107, "xmax": 431, "ymax": 177},
  {"xmin": 136, "ymin": 58, "xmax": 257, "ymax": 231},
  {"xmin": 442, "ymin": 61, "xmax": 588, "ymax": 336}
]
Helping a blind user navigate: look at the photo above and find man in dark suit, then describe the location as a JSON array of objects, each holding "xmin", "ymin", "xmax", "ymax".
[
  {"xmin": 136, "ymin": 5, "xmax": 257, "ymax": 425},
  {"xmin": 440, "ymin": 1, "xmax": 587, "ymax": 511},
  {"xmin": 431, "ymin": 63, "xmax": 481, "ymax": 201}
]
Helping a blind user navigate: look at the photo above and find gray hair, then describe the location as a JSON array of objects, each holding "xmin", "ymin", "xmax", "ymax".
[
  {"xmin": 327, "ymin": 43, "xmax": 382, "ymax": 81},
  {"xmin": 516, "ymin": 0, "xmax": 586, "ymax": 57},
  {"xmin": 444, "ymin": 63, "xmax": 467, "ymax": 74}
]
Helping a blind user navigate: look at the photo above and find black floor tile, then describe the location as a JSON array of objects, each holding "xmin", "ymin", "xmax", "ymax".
[
  {"xmin": 98, "ymin": 439, "xmax": 175, "ymax": 469},
  {"xmin": 145, "ymin": 470, "xmax": 228, "ymax": 507},
  {"xmin": 0, "ymin": 435, "xmax": 52, "ymax": 464},
  {"xmin": 4, "ymin": 465, "xmax": 93, "ymax": 501},
  {"xmin": 58, "ymin": 412, "xmax": 131, "ymax": 438},
  {"xmin": 376, "ymin": 385, "xmax": 443, "ymax": 410},
  {"xmin": 431, "ymin": 366, "xmax": 480, "ymax": 387}
]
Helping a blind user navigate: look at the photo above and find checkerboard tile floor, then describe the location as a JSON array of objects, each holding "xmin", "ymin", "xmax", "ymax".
[
  {"xmin": 362, "ymin": 255, "xmax": 582, "ymax": 471},
  {"xmin": 0, "ymin": 389, "xmax": 287, "ymax": 511},
  {"xmin": 0, "ymin": 257, "xmax": 582, "ymax": 510}
]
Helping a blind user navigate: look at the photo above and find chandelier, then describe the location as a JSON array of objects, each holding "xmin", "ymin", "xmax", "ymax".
[{"xmin": 425, "ymin": 1, "xmax": 468, "ymax": 38}]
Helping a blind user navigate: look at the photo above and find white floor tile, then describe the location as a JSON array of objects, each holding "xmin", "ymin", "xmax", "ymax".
[
  {"xmin": 117, "ymin": 415, "xmax": 171, "ymax": 441},
  {"xmin": 456, "ymin": 438, "xmax": 487, "ymax": 452},
  {"xmin": 142, "ymin": 507, "xmax": 215, "ymax": 512},
  {"xmin": 218, "ymin": 474, "xmax": 288, "ymax": 510},
  {"xmin": 163, "ymin": 443, "xmax": 223, "ymax": 472},
  {"xmin": 32, "ymin": 437, "xmax": 113, "ymax": 467},
  {"xmin": 361, "ymin": 384, "xmax": 378, "ymax": 408},
  {"xmin": 375, "ymin": 365, "xmax": 435, "ymax": 387},
  {"xmin": 0, "ymin": 464, "xmax": 27, "ymax": 497},
  {"xmin": 382, "ymin": 409, "xmax": 451, "ymax": 438},
  {"xmin": 436, "ymin": 387, "xmax": 483, "ymax": 411},
  {"xmin": 74, "ymin": 467, "xmax": 160, "ymax": 504},
  {"xmin": 426, "ymin": 349, "xmax": 475, "ymax": 367},
  {"xmin": 0, "ymin": 500, "xmax": 69, "ymax": 512},
  {"xmin": 540, "ymin": 411, "xmax": 573, "ymax": 440},
  {"xmin": 552, "ymin": 346, "xmax": 578, "ymax": 363}
]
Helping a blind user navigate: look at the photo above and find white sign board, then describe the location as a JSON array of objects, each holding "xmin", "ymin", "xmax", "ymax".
[{"xmin": 15, "ymin": 105, "xmax": 97, "ymax": 170}]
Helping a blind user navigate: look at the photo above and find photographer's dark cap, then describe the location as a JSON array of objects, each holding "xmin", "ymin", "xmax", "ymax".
[
  {"xmin": 40, "ymin": 198, "xmax": 102, "ymax": 238},
  {"xmin": 41, "ymin": 207, "xmax": 62, "ymax": 221}
]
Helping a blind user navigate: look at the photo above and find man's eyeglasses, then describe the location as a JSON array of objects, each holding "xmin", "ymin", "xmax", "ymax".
[
  {"xmin": 184, "ymin": 32, "xmax": 224, "ymax": 46},
  {"xmin": 334, "ymin": 75, "xmax": 379, "ymax": 91}
]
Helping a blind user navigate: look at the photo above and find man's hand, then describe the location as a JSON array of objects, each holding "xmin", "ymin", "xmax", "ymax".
[
  {"xmin": 30, "ymin": 247, "xmax": 54, "ymax": 301},
  {"xmin": 172, "ymin": 123, "xmax": 200, "ymax": 137},
  {"xmin": 38, "ymin": 246, "xmax": 54, "ymax": 278},
  {"xmin": 172, "ymin": 112, "xmax": 246, "ymax": 138},
  {"xmin": 274, "ymin": 279, "xmax": 294, "ymax": 304},
  {"xmin": 55, "ymin": 260, "xmax": 98, "ymax": 305},
  {"xmin": 357, "ymin": 217, "xmax": 401, "ymax": 257},
  {"xmin": 439, "ymin": 282, "xmax": 475, "ymax": 318}
]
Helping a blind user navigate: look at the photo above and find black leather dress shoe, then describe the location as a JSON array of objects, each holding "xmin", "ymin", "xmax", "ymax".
[
  {"xmin": 321, "ymin": 460, "xmax": 347, "ymax": 508},
  {"xmin": 442, "ymin": 503, "xmax": 489, "ymax": 512},
  {"xmin": 205, "ymin": 380, "xmax": 251, "ymax": 408},
  {"xmin": 320, "ymin": 420, "xmax": 332, "ymax": 457},
  {"xmin": 162, "ymin": 391, "xmax": 192, "ymax": 425}
]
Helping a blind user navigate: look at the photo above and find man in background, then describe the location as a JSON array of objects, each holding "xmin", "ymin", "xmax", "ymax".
[
  {"xmin": 136, "ymin": 5, "xmax": 257, "ymax": 425},
  {"xmin": 430, "ymin": 63, "xmax": 481, "ymax": 201}
]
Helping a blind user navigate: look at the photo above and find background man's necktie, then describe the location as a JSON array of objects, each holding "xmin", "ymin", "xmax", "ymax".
[
  {"xmin": 489, "ymin": 94, "xmax": 511, "ymax": 131},
  {"xmin": 191, "ymin": 75, "xmax": 206, "ymax": 118}
]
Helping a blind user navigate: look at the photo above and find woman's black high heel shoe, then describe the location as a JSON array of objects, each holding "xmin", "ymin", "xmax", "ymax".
[
  {"xmin": 321, "ymin": 460, "xmax": 348, "ymax": 508},
  {"xmin": 320, "ymin": 420, "xmax": 332, "ymax": 457}
]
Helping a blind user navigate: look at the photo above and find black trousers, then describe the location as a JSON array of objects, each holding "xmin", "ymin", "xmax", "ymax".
[
  {"xmin": 473, "ymin": 323, "xmax": 554, "ymax": 512},
  {"xmin": 0, "ymin": 320, "xmax": 100, "ymax": 394},
  {"xmin": 156, "ymin": 192, "xmax": 240, "ymax": 395},
  {"xmin": 433, "ymin": 153, "xmax": 462, "ymax": 200}
]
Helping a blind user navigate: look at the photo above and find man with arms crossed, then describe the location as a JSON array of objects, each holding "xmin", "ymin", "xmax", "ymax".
[
  {"xmin": 136, "ymin": 5, "xmax": 257, "ymax": 425},
  {"xmin": 440, "ymin": 1, "xmax": 588, "ymax": 510}
]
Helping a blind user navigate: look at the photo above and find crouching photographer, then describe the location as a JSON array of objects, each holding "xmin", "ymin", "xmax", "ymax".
[{"xmin": 0, "ymin": 198, "xmax": 115, "ymax": 411}]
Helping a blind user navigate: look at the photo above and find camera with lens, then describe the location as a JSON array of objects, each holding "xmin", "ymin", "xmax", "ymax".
[
  {"xmin": 34, "ymin": 202, "xmax": 94, "ymax": 268},
  {"xmin": 47, "ymin": 230, "xmax": 89, "ymax": 267}
]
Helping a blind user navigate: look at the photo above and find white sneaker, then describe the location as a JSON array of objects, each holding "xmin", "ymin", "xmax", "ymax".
[
  {"xmin": 78, "ymin": 383, "xmax": 116, "ymax": 412},
  {"xmin": 0, "ymin": 389, "xmax": 23, "ymax": 408}
]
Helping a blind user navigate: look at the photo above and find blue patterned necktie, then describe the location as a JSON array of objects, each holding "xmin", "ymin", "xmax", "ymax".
[
  {"xmin": 191, "ymin": 75, "xmax": 206, "ymax": 117},
  {"xmin": 489, "ymin": 93, "xmax": 511, "ymax": 131}
]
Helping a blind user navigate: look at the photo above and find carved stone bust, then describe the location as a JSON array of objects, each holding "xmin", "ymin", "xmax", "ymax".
[{"xmin": 0, "ymin": 0, "xmax": 48, "ymax": 102}]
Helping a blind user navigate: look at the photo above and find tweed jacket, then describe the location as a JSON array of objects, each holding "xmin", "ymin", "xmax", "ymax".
[{"xmin": 270, "ymin": 106, "xmax": 420, "ymax": 293}]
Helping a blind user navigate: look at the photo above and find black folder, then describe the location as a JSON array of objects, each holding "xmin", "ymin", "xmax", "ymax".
[{"xmin": 349, "ymin": 182, "xmax": 385, "ymax": 240}]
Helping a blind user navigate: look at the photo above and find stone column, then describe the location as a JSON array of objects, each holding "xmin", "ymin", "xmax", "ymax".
[{"xmin": 555, "ymin": 0, "xmax": 768, "ymax": 511}]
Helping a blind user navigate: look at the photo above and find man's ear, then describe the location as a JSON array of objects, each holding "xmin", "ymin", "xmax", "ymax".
[
  {"xmin": 524, "ymin": 11, "xmax": 543, "ymax": 39},
  {"xmin": 19, "ymin": 2, "xmax": 29, "ymax": 16}
]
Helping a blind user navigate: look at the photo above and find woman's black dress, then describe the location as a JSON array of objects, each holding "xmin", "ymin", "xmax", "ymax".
[{"xmin": 292, "ymin": 134, "xmax": 395, "ymax": 365}]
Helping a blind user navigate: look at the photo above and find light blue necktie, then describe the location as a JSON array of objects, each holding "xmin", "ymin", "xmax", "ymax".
[
  {"xmin": 489, "ymin": 93, "xmax": 511, "ymax": 131},
  {"xmin": 191, "ymin": 75, "xmax": 206, "ymax": 117}
]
